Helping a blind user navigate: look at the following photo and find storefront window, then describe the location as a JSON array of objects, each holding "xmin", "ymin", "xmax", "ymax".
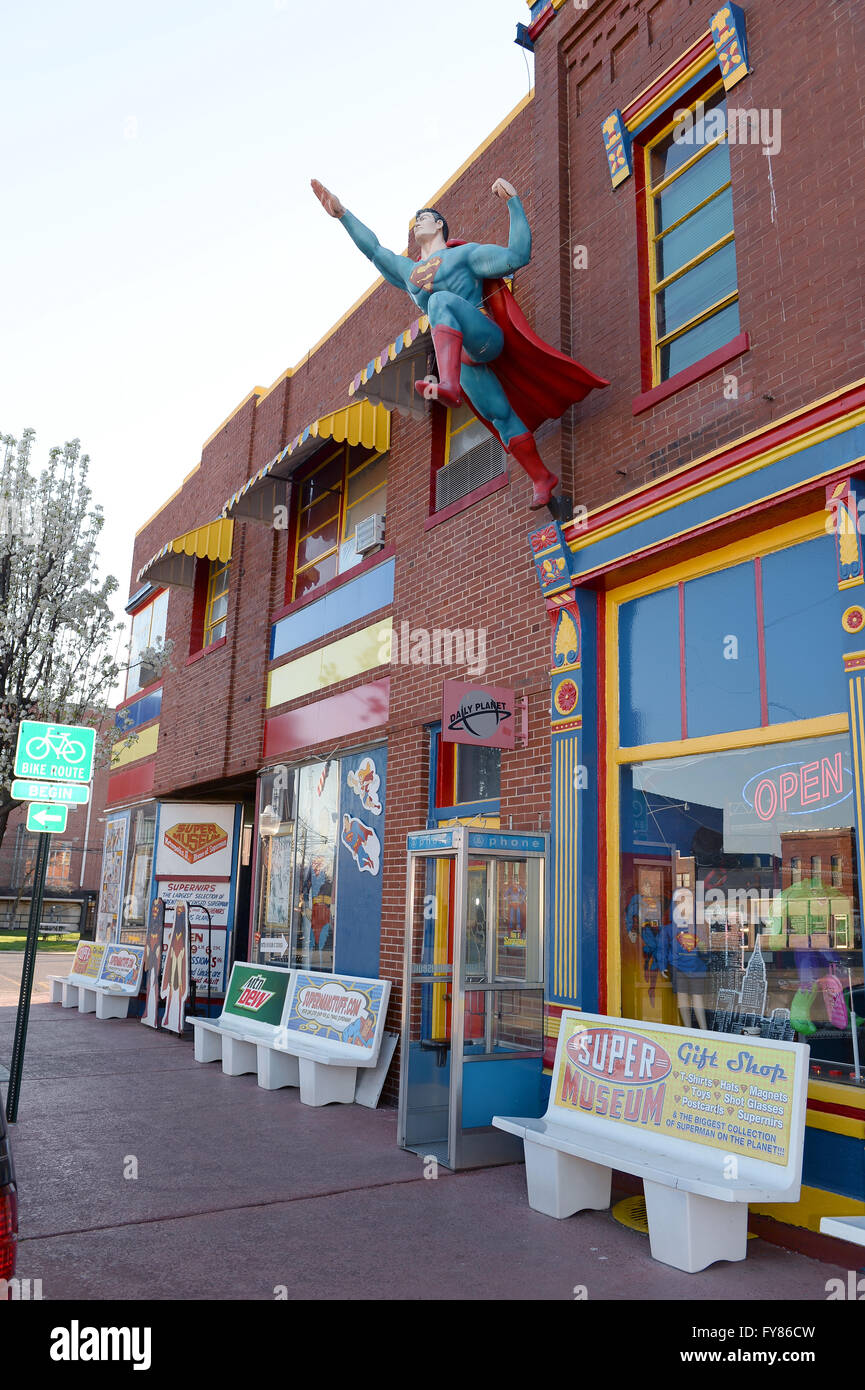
[
  {"xmin": 255, "ymin": 761, "xmax": 338, "ymax": 972},
  {"xmin": 620, "ymin": 732, "xmax": 864, "ymax": 1088},
  {"xmin": 121, "ymin": 805, "xmax": 157, "ymax": 943}
]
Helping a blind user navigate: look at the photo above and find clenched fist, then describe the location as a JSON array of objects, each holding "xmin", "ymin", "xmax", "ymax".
[
  {"xmin": 492, "ymin": 178, "xmax": 517, "ymax": 201},
  {"xmin": 311, "ymin": 179, "xmax": 345, "ymax": 218}
]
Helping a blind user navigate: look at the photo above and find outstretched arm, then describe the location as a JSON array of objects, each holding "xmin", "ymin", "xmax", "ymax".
[
  {"xmin": 467, "ymin": 178, "xmax": 532, "ymax": 278},
  {"xmin": 311, "ymin": 180, "xmax": 412, "ymax": 292}
]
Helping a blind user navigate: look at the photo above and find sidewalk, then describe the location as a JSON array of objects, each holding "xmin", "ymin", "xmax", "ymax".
[{"xmin": 0, "ymin": 1000, "xmax": 850, "ymax": 1301}]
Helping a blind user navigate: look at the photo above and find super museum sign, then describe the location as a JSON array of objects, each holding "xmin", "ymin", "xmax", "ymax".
[{"xmin": 555, "ymin": 1016, "xmax": 797, "ymax": 1167}]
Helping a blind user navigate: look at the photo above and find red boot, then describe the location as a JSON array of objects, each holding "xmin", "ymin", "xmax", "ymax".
[
  {"xmin": 414, "ymin": 325, "xmax": 463, "ymax": 408},
  {"xmin": 507, "ymin": 431, "xmax": 559, "ymax": 509}
]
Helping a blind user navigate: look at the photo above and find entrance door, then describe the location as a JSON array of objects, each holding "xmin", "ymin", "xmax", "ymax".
[{"xmin": 399, "ymin": 830, "xmax": 546, "ymax": 1170}]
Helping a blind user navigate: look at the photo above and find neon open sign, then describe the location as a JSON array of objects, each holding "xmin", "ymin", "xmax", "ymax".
[{"xmin": 742, "ymin": 752, "xmax": 852, "ymax": 822}]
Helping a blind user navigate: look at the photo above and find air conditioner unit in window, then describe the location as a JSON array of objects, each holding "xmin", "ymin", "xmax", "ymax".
[{"xmin": 354, "ymin": 513, "xmax": 385, "ymax": 555}]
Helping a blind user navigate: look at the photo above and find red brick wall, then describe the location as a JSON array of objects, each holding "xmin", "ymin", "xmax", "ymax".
[{"xmin": 531, "ymin": 0, "xmax": 865, "ymax": 504}]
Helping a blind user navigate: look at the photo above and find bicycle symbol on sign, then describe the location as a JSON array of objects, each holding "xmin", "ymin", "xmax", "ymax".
[{"xmin": 24, "ymin": 726, "xmax": 88, "ymax": 765}]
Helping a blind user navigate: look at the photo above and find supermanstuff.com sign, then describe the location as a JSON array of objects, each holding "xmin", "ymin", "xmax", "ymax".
[{"xmin": 555, "ymin": 1017, "xmax": 796, "ymax": 1166}]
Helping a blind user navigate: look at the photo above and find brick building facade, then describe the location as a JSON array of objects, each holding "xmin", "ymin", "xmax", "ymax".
[{"xmin": 100, "ymin": 0, "xmax": 865, "ymax": 1237}]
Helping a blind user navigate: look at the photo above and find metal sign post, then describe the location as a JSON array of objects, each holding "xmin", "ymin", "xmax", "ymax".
[{"xmin": 6, "ymin": 833, "xmax": 50, "ymax": 1123}]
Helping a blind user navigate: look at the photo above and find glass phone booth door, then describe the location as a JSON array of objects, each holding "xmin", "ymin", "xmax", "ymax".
[{"xmin": 399, "ymin": 827, "xmax": 547, "ymax": 1170}]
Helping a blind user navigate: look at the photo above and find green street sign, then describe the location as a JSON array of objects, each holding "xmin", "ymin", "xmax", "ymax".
[
  {"xmin": 14, "ymin": 720, "xmax": 96, "ymax": 784},
  {"xmin": 11, "ymin": 779, "xmax": 91, "ymax": 805},
  {"xmin": 26, "ymin": 803, "xmax": 69, "ymax": 834}
]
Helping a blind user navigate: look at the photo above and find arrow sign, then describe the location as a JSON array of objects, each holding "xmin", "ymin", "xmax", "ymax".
[
  {"xmin": 26, "ymin": 803, "xmax": 69, "ymax": 834},
  {"xmin": 11, "ymin": 779, "xmax": 90, "ymax": 806},
  {"xmin": 261, "ymin": 934, "xmax": 288, "ymax": 958},
  {"xmin": 14, "ymin": 720, "xmax": 95, "ymax": 783}
]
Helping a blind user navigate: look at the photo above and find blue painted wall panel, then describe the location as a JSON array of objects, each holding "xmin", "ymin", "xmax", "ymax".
[
  {"xmin": 115, "ymin": 688, "xmax": 162, "ymax": 732},
  {"xmin": 572, "ymin": 422, "xmax": 865, "ymax": 578},
  {"xmin": 762, "ymin": 536, "xmax": 847, "ymax": 724},
  {"xmin": 802, "ymin": 1125, "xmax": 865, "ymax": 1202},
  {"xmin": 271, "ymin": 558, "xmax": 394, "ymax": 660},
  {"xmin": 619, "ymin": 588, "xmax": 681, "ymax": 746},
  {"xmin": 334, "ymin": 746, "xmax": 387, "ymax": 977},
  {"xmin": 684, "ymin": 562, "xmax": 761, "ymax": 737}
]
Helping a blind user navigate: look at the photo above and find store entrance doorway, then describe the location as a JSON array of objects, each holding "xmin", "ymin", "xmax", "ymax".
[{"xmin": 398, "ymin": 827, "xmax": 547, "ymax": 1170}]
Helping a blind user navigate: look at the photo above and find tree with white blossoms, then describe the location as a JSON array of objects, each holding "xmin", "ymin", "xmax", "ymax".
[{"xmin": 0, "ymin": 429, "xmax": 127, "ymax": 851}]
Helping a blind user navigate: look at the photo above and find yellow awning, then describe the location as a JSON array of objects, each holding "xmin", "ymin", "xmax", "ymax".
[
  {"xmin": 137, "ymin": 518, "xmax": 234, "ymax": 588},
  {"xmin": 222, "ymin": 401, "xmax": 390, "ymax": 523}
]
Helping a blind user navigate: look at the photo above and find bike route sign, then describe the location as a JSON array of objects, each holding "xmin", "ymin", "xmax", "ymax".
[
  {"xmin": 14, "ymin": 721, "xmax": 96, "ymax": 784},
  {"xmin": 11, "ymin": 779, "xmax": 91, "ymax": 805}
]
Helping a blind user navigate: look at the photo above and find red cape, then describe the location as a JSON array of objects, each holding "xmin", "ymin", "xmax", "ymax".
[{"xmin": 439, "ymin": 240, "xmax": 609, "ymax": 446}]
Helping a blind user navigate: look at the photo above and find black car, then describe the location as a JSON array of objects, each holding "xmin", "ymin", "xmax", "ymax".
[{"xmin": 0, "ymin": 1090, "xmax": 16, "ymax": 1287}]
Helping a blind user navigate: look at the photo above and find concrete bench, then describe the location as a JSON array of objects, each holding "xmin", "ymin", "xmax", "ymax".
[
  {"xmin": 47, "ymin": 942, "xmax": 110, "ymax": 1008},
  {"xmin": 820, "ymin": 1215, "xmax": 865, "ymax": 1247},
  {"xmin": 189, "ymin": 962, "xmax": 295, "ymax": 1077},
  {"xmin": 494, "ymin": 1011, "xmax": 809, "ymax": 1273},
  {"xmin": 49, "ymin": 944, "xmax": 144, "ymax": 1020},
  {"xmin": 264, "ymin": 970, "xmax": 392, "ymax": 1106}
]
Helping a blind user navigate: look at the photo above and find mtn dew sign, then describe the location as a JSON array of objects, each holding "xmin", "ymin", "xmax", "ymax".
[
  {"xmin": 14, "ymin": 721, "xmax": 95, "ymax": 783},
  {"xmin": 222, "ymin": 962, "xmax": 292, "ymax": 1034}
]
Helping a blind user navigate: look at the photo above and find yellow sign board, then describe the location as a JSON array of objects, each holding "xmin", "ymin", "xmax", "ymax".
[{"xmin": 555, "ymin": 1015, "xmax": 798, "ymax": 1167}]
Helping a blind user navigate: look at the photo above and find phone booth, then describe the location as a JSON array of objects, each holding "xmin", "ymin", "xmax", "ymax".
[{"xmin": 398, "ymin": 827, "xmax": 547, "ymax": 1170}]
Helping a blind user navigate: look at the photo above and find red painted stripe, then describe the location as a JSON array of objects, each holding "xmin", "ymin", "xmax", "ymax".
[
  {"xmin": 565, "ymin": 378, "xmax": 865, "ymax": 544},
  {"xmin": 263, "ymin": 677, "xmax": 390, "ymax": 758},
  {"xmin": 622, "ymin": 33, "xmax": 716, "ymax": 125},
  {"xmin": 106, "ymin": 760, "xmax": 155, "ymax": 804},
  {"xmin": 754, "ymin": 556, "xmax": 769, "ymax": 726},
  {"xmin": 807, "ymin": 1097, "xmax": 865, "ymax": 1122},
  {"xmin": 527, "ymin": 4, "xmax": 555, "ymax": 41},
  {"xmin": 596, "ymin": 589, "xmax": 608, "ymax": 1014},
  {"xmin": 678, "ymin": 582, "xmax": 688, "ymax": 740}
]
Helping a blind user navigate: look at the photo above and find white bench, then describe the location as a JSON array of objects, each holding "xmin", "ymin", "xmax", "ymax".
[
  {"xmin": 47, "ymin": 942, "xmax": 109, "ymax": 1008},
  {"xmin": 189, "ymin": 962, "xmax": 295, "ymax": 1077},
  {"xmin": 264, "ymin": 970, "xmax": 392, "ymax": 1106},
  {"xmin": 49, "ymin": 943, "xmax": 144, "ymax": 1019},
  {"xmin": 494, "ymin": 1011, "xmax": 809, "ymax": 1273},
  {"xmin": 820, "ymin": 1215, "xmax": 865, "ymax": 1247}
]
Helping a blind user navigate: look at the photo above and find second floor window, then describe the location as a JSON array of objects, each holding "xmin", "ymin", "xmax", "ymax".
[
  {"xmin": 433, "ymin": 404, "xmax": 506, "ymax": 513},
  {"xmin": 292, "ymin": 444, "xmax": 387, "ymax": 602},
  {"xmin": 204, "ymin": 559, "xmax": 230, "ymax": 645},
  {"xmin": 127, "ymin": 589, "xmax": 168, "ymax": 698},
  {"xmin": 643, "ymin": 83, "xmax": 740, "ymax": 383}
]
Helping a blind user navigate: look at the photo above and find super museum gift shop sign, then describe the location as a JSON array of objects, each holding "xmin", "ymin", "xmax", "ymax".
[
  {"xmin": 155, "ymin": 804, "xmax": 236, "ymax": 877},
  {"xmin": 336, "ymin": 749, "xmax": 387, "ymax": 977},
  {"xmin": 555, "ymin": 1014, "xmax": 802, "ymax": 1167}
]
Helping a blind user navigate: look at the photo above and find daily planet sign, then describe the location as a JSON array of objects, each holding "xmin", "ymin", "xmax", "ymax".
[
  {"xmin": 441, "ymin": 680, "xmax": 515, "ymax": 750},
  {"xmin": 555, "ymin": 1014, "xmax": 799, "ymax": 1166}
]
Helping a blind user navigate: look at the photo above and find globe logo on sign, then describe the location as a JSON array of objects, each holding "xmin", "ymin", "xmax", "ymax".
[{"xmin": 447, "ymin": 690, "xmax": 512, "ymax": 741}]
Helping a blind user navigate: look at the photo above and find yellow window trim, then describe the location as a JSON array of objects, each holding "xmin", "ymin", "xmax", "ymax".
[
  {"xmin": 654, "ymin": 230, "xmax": 735, "ymax": 294},
  {"xmin": 204, "ymin": 558, "xmax": 230, "ymax": 644},
  {"xmin": 656, "ymin": 289, "xmax": 739, "ymax": 350},
  {"xmin": 643, "ymin": 81, "xmax": 735, "ymax": 386},
  {"xmin": 291, "ymin": 443, "xmax": 389, "ymax": 600},
  {"xmin": 653, "ymin": 179, "xmax": 731, "ymax": 244}
]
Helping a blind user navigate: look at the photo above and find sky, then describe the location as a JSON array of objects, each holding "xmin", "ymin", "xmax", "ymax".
[{"xmin": 1, "ymin": 0, "xmax": 533, "ymax": 654}]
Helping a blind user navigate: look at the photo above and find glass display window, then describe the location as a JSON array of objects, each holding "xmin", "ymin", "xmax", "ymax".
[
  {"xmin": 254, "ymin": 760, "xmax": 339, "ymax": 973},
  {"xmin": 127, "ymin": 590, "xmax": 169, "ymax": 698},
  {"xmin": 619, "ymin": 732, "xmax": 864, "ymax": 1088}
]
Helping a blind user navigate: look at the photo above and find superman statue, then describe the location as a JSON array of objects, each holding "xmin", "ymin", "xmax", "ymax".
[{"xmin": 312, "ymin": 177, "xmax": 608, "ymax": 511}]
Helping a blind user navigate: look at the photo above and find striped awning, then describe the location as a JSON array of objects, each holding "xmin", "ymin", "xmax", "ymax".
[
  {"xmin": 348, "ymin": 317, "xmax": 432, "ymax": 420},
  {"xmin": 137, "ymin": 518, "xmax": 234, "ymax": 588},
  {"xmin": 222, "ymin": 400, "xmax": 391, "ymax": 523}
]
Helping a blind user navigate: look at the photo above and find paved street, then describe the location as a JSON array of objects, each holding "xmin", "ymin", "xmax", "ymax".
[
  {"xmin": 0, "ymin": 997, "xmax": 850, "ymax": 1302},
  {"xmin": 0, "ymin": 952, "xmax": 72, "ymax": 1009}
]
